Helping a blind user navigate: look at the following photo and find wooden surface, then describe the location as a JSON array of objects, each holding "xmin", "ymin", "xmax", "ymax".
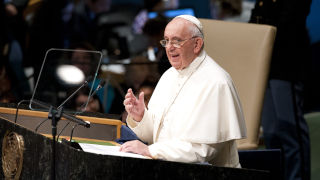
[{"xmin": 0, "ymin": 106, "xmax": 122, "ymax": 141}]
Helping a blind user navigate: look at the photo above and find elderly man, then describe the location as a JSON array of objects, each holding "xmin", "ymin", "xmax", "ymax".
[{"xmin": 120, "ymin": 15, "xmax": 246, "ymax": 167}]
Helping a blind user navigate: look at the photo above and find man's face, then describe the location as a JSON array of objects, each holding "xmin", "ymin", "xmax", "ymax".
[{"xmin": 163, "ymin": 18, "xmax": 200, "ymax": 70}]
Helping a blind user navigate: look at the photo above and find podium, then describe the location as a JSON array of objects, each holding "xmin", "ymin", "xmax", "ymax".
[
  {"xmin": 0, "ymin": 109, "xmax": 270, "ymax": 179},
  {"xmin": 0, "ymin": 105, "xmax": 122, "ymax": 142}
]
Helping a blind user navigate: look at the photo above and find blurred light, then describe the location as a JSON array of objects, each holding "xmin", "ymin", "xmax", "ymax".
[
  {"xmin": 147, "ymin": 47, "xmax": 156, "ymax": 61},
  {"xmin": 56, "ymin": 65, "xmax": 85, "ymax": 85}
]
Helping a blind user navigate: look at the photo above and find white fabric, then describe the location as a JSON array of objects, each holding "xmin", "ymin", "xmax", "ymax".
[
  {"xmin": 127, "ymin": 50, "xmax": 246, "ymax": 167},
  {"xmin": 176, "ymin": 15, "xmax": 203, "ymax": 33}
]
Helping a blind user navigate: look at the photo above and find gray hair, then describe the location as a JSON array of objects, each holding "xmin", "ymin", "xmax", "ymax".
[
  {"xmin": 188, "ymin": 23, "xmax": 204, "ymax": 51},
  {"xmin": 189, "ymin": 24, "xmax": 204, "ymax": 39}
]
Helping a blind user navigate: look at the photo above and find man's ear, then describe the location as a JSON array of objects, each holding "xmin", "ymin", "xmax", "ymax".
[{"xmin": 194, "ymin": 38, "xmax": 203, "ymax": 54}]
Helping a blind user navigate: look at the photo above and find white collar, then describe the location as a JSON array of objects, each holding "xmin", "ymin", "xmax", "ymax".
[{"xmin": 177, "ymin": 50, "xmax": 206, "ymax": 76}]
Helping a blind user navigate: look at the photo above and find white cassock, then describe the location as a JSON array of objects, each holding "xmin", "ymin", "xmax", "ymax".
[{"xmin": 127, "ymin": 50, "xmax": 247, "ymax": 167}]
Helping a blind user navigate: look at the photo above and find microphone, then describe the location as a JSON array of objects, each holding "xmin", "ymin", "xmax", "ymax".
[
  {"xmin": 56, "ymin": 79, "xmax": 106, "ymax": 139},
  {"xmin": 57, "ymin": 76, "xmax": 93, "ymax": 109},
  {"xmin": 97, "ymin": 79, "xmax": 106, "ymax": 91},
  {"xmin": 34, "ymin": 76, "xmax": 93, "ymax": 132},
  {"xmin": 92, "ymin": 79, "xmax": 106, "ymax": 97},
  {"xmin": 75, "ymin": 79, "xmax": 106, "ymax": 113},
  {"xmin": 31, "ymin": 99, "xmax": 90, "ymax": 128}
]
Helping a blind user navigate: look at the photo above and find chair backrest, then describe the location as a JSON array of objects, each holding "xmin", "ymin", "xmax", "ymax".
[{"xmin": 199, "ymin": 19, "xmax": 276, "ymax": 149}]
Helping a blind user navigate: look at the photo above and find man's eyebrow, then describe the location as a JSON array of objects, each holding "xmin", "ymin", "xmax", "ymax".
[
  {"xmin": 172, "ymin": 37, "xmax": 182, "ymax": 40},
  {"xmin": 163, "ymin": 36, "xmax": 182, "ymax": 40}
]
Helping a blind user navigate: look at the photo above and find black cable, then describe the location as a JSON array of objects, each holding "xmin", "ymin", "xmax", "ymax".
[
  {"xmin": 70, "ymin": 123, "xmax": 80, "ymax": 142},
  {"xmin": 56, "ymin": 121, "xmax": 71, "ymax": 141},
  {"xmin": 14, "ymin": 99, "xmax": 30, "ymax": 123},
  {"xmin": 52, "ymin": 104, "xmax": 89, "ymax": 141},
  {"xmin": 35, "ymin": 118, "xmax": 49, "ymax": 132},
  {"xmin": 56, "ymin": 80, "xmax": 105, "ymax": 140},
  {"xmin": 56, "ymin": 106, "xmax": 84, "ymax": 141},
  {"xmin": 15, "ymin": 99, "xmax": 50, "ymax": 132}
]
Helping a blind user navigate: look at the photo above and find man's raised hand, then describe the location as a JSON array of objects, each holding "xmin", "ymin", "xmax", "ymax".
[{"xmin": 123, "ymin": 88, "xmax": 145, "ymax": 122}]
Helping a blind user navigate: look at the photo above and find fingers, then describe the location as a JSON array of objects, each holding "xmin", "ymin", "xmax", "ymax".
[
  {"xmin": 119, "ymin": 140, "xmax": 151, "ymax": 157},
  {"xmin": 123, "ymin": 89, "xmax": 137, "ymax": 114},
  {"xmin": 123, "ymin": 89, "xmax": 144, "ymax": 121},
  {"xmin": 124, "ymin": 88, "xmax": 136, "ymax": 106},
  {"xmin": 119, "ymin": 143, "xmax": 124, "ymax": 151},
  {"xmin": 138, "ymin": 91, "xmax": 145, "ymax": 105},
  {"xmin": 125, "ymin": 88, "xmax": 135, "ymax": 100},
  {"xmin": 123, "ymin": 98, "xmax": 132, "ymax": 106},
  {"xmin": 119, "ymin": 140, "xmax": 135, "ymax": 153},
  {"xmin": 119, "ymin": 140, "xmax": 139, "ymax": 153}
]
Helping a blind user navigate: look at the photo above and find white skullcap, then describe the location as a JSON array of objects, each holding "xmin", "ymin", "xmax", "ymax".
[{"xmin": 175, "ymin": 15, "xmax": 203, "ymax": 33}]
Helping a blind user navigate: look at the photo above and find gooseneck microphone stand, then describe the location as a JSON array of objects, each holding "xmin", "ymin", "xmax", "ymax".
[
  {"xmin": 48, "ymin": 106, "xmax": 63, "ymax": 180},
  {"xmin": 15, "ymin": 99, "xmax": 89, "ymax": 179}
]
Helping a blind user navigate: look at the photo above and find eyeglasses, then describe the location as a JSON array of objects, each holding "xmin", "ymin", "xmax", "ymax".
[{"xmin": 159, "ymin": 37, "xmax": 196, "ymax": 48}]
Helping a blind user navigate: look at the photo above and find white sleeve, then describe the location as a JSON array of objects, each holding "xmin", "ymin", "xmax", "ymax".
[
  {"xmin": 126, "ymin": 109, "xmax": 155, "ymax": 144},
  {"xmin": 148, "ymin": 140, "xmax": 222, "ymax": 163}
]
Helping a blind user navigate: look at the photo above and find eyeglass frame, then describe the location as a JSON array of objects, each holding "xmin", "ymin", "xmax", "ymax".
[{"xmin": 159, "ymin": 36, "xmax": 197, "ymax": 48}]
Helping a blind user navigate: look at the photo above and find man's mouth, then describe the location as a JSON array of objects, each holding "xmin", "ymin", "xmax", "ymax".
[{"xmin": 171, "ymin": 54, "xmax": 179, "ymax": 58}]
